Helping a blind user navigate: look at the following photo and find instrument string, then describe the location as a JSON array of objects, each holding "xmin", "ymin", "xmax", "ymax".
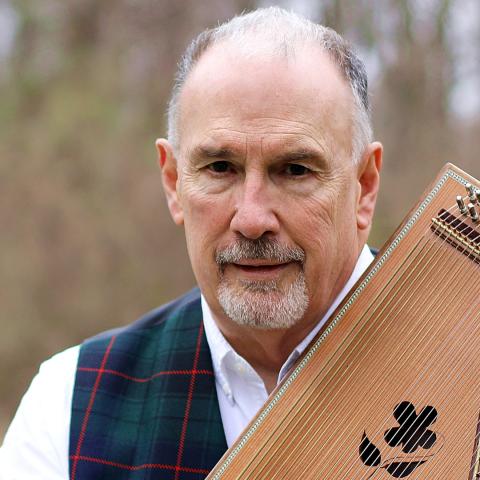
[
  {"xmin": 286, "ymin": 205, "xmax": 478, "ymax": 479},
  {"xmin": 360, "ymin": 295, "xmax": 480, "ymax": 480},
  {"xmin": 349, "ymin": 206, "xmax": 480, "ymax": 479},
  {"xmin": 237, "ymin": 228, "xmax": 434, "ymax": 478},
  {"xmin": 218, "ymin": 195, "xmax": 480, "ymax": 479},
  {"xmin": 300, "ymin": 205, "xmax": 469, "ymax": 479},
  {"xmin": 377, "ymin": 291, "xmax": 480, "ymax": 480},
  {"xmin": 433, "ymin": 362, "xmax": 480, "ymax": 480},
  {"xmin": 272, "ymin": 231, "xmax": 455, "ymax": 479},
  {"xmin": 419, "ymin": 361, "xmax": 480, "ymax": 480},
  {"xmin": 302, "ymin": 206, "xmax": 475, "ymax": 479},
  {"xmin": 419, "ymin": 228, "xmax": 480, "ymax": 480},
  {"xmin": 351, "ymin": 212, "xmax": 480, "ymax": 479},
  {"xmin": 373, "ymin": 207, "xmax": 480, "ymax": 479},
  {"xmin": 247, "ymin": 213, "xmax": 446, "ymax": 479},
  {"xmin": 327, "ymin": 262, "xmax": 474, "ymax": 477},
  {"xmin": 294, "ymin": 197, "xmax": 478, "ymax": 478},
  {"xmin": 246, "ymin": 206, "xmax": 459, "ymax": 479},
  {"xmin": 256, "ymin": 206, "xmax": 464, "ymax": 479}
]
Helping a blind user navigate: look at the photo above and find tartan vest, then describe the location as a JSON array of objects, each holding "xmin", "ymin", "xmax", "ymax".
[{"xmin": 69, "ymin": 288, "xmax": 228, "ymax": 480}]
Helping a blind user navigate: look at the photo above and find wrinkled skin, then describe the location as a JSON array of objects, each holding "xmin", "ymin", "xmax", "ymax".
[{"xmin": 157, "ymin": 43, "xmax": 382, "ymax": 391}]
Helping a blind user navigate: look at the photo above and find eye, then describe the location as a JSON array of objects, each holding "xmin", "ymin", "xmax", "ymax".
[
  {"xmin": 207, "ymin": 161, "xmax": 232, "ymax": 173},
  {"xmin": 284, "ymin": 163, "xmax": 310, "ymax": 176}
]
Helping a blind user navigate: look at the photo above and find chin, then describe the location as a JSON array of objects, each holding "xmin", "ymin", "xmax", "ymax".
[{"xmin": 217, "ymin": 272, "xmax": 309, "ymax": 330}]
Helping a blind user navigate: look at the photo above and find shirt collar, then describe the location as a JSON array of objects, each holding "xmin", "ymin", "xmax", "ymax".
[
  {"xmin": 202, "ymin": 244, "xmax": 374, "ymax": 402},
  {"xmin": 202, "ymin": 295, "xmax": 236, "ymax": 401}
]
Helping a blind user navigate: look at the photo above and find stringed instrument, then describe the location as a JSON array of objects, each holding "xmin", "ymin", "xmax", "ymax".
[{"xmin": 207, "ymin": 163, "xmax": 480, "ymax": 479}]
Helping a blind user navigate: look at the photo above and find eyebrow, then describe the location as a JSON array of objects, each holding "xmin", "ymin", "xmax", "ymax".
[
  {"xmin": 275, "ymin": 148, "xmax": 328, "ymax": 167},
  {"xmin": 192, "ymin": 146, "xmax": 239, "ymax": 160}
]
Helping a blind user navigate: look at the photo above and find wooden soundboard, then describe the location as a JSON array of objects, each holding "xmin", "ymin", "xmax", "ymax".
[{"xmin": 207, "ymin": 163, "xmax": 480, "ymax": 479}]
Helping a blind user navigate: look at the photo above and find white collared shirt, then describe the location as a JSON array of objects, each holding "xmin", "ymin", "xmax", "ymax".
[
  {"xmin": 0, "ymin": 246, "xmax": 373, "ymax": 478},
  {"xmin": 203, "ymin": 244, "xmax": 373, "ymax": 446}
]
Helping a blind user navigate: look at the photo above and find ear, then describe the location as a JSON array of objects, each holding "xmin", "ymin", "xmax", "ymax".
[
  {"xmin": 356, "ymin": 141, "xmax": 383, "ymax": 232},
  {"xmin": 155, "ymin": 138, "xmax": 184, "ymax": 225}
]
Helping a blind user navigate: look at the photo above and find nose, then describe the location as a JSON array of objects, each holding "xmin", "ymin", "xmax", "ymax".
[{"xmin": 230, "ymin": 173, "xmax": 280, "ymax": 239}]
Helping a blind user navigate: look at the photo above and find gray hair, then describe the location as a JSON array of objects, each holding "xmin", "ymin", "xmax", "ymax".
[{"xmin": 167, "ymin": 7, "xmax": 373, "ymax": 164}]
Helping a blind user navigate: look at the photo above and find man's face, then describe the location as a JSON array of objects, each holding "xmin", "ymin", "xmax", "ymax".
[{"xmin": 160, "ymin": 44, "xmax": 379, "ymax": 332}]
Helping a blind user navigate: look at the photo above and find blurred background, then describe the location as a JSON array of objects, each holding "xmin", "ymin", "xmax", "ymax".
[{"xmin": 1, "ymin": 0, "xmax": 479, "ymax": 439}]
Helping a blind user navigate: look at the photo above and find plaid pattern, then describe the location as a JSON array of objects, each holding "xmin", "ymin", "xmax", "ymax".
[{"xmin": 69, "ymin": 288, "xmax": 228, "ymax": 480}]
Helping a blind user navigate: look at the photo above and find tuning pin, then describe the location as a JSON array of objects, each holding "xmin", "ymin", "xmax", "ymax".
[
  {"xmin": 466, "ymin": 183, "xmax": 476, "ymax": 202},
  {"xmin": 468, "ymin": 203, "xmax": 479, "ymax": 222},
  {"xmin": 457, "ymin": 195, "xmax": 468, "ymax": 214},
  {"xmin": 476, "ymin": 189, "xmax": 480, "ymax": 204}
]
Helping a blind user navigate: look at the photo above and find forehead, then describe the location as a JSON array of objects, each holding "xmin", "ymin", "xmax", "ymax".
[{"xmin": 178, "ymin": 42, "xmax": 354, "ymax": 161}]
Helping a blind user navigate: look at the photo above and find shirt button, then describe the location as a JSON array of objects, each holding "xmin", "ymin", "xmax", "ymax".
[
  {"xmin": 222, "ymin": 384, "xmax": 232, "ymax": 396},
  {"xmin": 235, "ymin": 362, "xmax": 245, "ymax": 374}
]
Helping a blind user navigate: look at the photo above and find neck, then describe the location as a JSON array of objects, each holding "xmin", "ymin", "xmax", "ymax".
[{"xmin": 218, "ymin": 318, "xmax": 321, "ymax": 393}]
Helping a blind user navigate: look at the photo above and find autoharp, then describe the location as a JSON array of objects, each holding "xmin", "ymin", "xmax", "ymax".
[{"xmin": 207, "ymin": 163, "xmax": 480, "ymax": 479}]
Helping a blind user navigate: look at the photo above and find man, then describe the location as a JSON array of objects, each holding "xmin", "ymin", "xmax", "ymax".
[{"xmin": 0, "ymin": 7, "xmax": 382, "ymax": 479}]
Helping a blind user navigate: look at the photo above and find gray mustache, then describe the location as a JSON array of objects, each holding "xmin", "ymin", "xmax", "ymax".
[{"xmin": 215, "ymin": 238, "xmax": 305, "ymax": 265}]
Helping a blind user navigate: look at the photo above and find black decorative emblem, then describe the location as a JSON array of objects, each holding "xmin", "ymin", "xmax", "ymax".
[
  {"xmin": 385, "ymin": 401, "xmax": 437, "ymax": 453},
  {"xmin": 359, "ymin": 401, "xmax": 441, "ymax": 478}
]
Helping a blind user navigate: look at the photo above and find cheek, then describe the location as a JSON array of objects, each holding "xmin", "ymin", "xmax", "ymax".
[
  {"xmin": 303, "ymin": 173, "xmax": 358, "ymax": 233},
  {"xmin": 301, "ymin": 189, "xmax": 339, "ymax": 237},
  {"xmin": 181, "ymin": 189, "xmax": 232, "ymax": 259},
  {"xmin": 183, "ymin": 192, "xmax": 217, "ymax": 220},
  {"xmin": 181, "ymin": 172, "xmax": 221, "ymax": 219},
  {"xmin": 296, "ymin": 186, "xmax": 355, "ymax": 268}
]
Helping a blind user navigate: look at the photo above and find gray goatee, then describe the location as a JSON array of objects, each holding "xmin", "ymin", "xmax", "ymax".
[{"xmin": 216, "ymin": 237, "xmax": 309, "ymax": 330}]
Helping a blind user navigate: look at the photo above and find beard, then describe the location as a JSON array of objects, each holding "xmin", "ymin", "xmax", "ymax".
[{"xmin": 216, "ymin": 238, "xmax": 309, "ymax": 330}]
